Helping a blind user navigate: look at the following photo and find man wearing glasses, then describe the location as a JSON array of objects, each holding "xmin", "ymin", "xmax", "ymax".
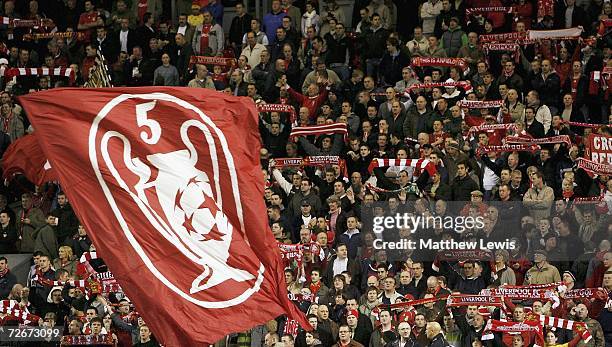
[{"xmin": 335, "ymin": 324, "xmax": 364, "ymax": 347}]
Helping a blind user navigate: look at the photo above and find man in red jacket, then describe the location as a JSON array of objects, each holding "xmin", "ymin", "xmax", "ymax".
[{"xmin": 285, "ymin": 79, "xmax": 331, "ymax": 121}]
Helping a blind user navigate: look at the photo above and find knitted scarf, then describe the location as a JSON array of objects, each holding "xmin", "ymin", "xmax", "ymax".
[
  {"xmin": 504, "ymin": 135, "xmax": 572, "ymax": 147},
  {"xmin": 465, "ymin": 6, "xmax": 514, "ymax": 16},
  {"xmin": 476, "ymin": 144, "xmax": 539, "ymax": 156},
  {"xmin": 257, "ymin": 103, "xmax": 297, "ymax": 124},
  {"xmin": 288, "ymin": 123, "xmax": 348, "ymax": 142},
  {"xmin": 411, "ymin": 57, "xmax": 468, "ymax": 70},
  {"xmin": 447, "ymin": 295, "xmax": 505, "ymax": 307},
  {"xmin": 406, "ymin": 81, "xmax": 473, "ymax": 93},
  {"xmin": 367, "ymin": 158, "xmax": 437, "ymax": 176},
  {"xmin": 458, "ymin": 100, "xmax": 504, "ymax": 109},
  {"xmin": 189, "ymin": 55, "xmax": 237, "ymax": 67},
  {"xmin": 576, "ymin": 158, "xmax": 612, "ymax": 176}
]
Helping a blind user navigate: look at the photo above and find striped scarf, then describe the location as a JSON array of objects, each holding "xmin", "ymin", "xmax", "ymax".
[
  {"xmin": 367, "ymin": 158, "xmax": 437, "ymax": 177},
  {"xmin": 289, "ymin": 123, "xmax": 348, "ymax": 141}
]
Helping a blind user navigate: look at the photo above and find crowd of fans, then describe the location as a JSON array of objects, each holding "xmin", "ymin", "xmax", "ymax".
[{"xmin": 0, "ymin": 0, "xmax": 610, "ymax": 346}]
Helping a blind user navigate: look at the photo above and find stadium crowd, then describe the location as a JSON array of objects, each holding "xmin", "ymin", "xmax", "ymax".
[{"xmin": 0, "ymin": 0, "xmax": 611, "ymax": 346}]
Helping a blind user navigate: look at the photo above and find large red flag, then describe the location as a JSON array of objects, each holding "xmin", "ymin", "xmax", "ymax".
[
  {"xmin": 18, "ymin": 88, "xmax": 308, "ymax": 345},
  {"xmin": 1, "ymin": 133, "xmax": 59, "ymax": 185}
]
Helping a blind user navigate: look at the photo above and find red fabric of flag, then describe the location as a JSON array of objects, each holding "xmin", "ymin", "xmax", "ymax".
[{"xmin": 18, "ymin": 87, "xmax": 308, "ymax": 346}]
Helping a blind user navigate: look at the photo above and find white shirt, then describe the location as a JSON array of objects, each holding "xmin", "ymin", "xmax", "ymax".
[
  {"xmin": 119, "ymin": 30, "xmax": 128, "ymax": 53},
  {"xmin": 332, "ymin": 257, "xmax": 348, "ymax": 277},
  {"xmin": 177, "ymin": 25, "xmax": 187, "ymax": 36},
  {"xmin": 301, "ymin": 214, "xmax": 313, "ymax": 227}
]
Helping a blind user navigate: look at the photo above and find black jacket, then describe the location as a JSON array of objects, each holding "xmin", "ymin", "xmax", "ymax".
[
  {"xmin": 380, "ymin": 51, "xmax": 411, "ymax": 86},
  {"xmin": 427, "ymin": 333, "xmax": 452, "ymax": 347},
  {"xmin": 532, "ymin": 72, "xmax": 562, "ymax": 110},
  {"xmin": 363, "ymin": 26, "xmax": 390, "ymax": 59},
  {"xmin": 451, "ymin": 175, "xmax": 479, "ymax": 201},
  {"xmin": 0, "ymin": 271, "xmax": 17, "ymax": 299},
  {"xmin": 51, "ymin": 204, "xmax": 79, "ymax": 245},
  {"xmin": 325, "ymin": 33, "xmax": 351, "ymax": 65},
  {"xmin": 0, "ymin": 224, "xmax": 18, "ymax": 254},
  {"xmin": 525, "ymin": 119, "xmax": 545, "ymax": 138},
  {"xmin": 229, "ymin": 12, "xmax": 253, "ymax": 46}
]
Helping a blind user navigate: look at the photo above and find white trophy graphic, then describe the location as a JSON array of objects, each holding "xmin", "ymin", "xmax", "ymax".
[{"xmin": 90, "ymin": 93, "xmax": 264, "ymax": 308}]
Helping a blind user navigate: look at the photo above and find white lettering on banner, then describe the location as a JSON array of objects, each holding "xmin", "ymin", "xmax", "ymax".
[
  {"xmin": 586, "ymin": 134, "xmax": 612, "ymax": 165},
  {"xmin": 591, "ymin": 152, "xmax": 612, "ymax": 164}
]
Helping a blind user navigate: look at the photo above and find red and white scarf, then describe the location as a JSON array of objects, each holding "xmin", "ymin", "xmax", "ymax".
[
  {"xmin": 36, "ymin": 270, "xmax": 123, "ymax": 294},
  {"xmin": 480, "ymin": 32, "xmax": 528, "ymax": 43},
  {"xmin": 289, "ymin": 123, "xmax": 347, "ymax": 141},
  {"xmin": 60, "ymin": 335, "xmax": 115, "ymax": 346},
  {"xmin": 458, "ymin": 100, "xmax": 504, "ymax": 109},
  {"xmin": 406, "ymin": 81, "xmax": 473, "ymax": 93},
  {"xmin": 528, "ymin": 27, "xmax": 582, "ymax": 40},
  {"xmin": 537, "ymin": 314, "xmax": 592, "ymax": 343},
  {"xmin": 23, "ymin": 31, "xmax": 85, "ymax": 41},
  {"xmin": 287, "ymin": 292, "xmax": 315, "ymax": 302},
  {"xmin": 0, "ymin": 305, "xmax": 40, "ymax": 325},
  {"xmin": 80, "ymin": 251, "xmax": 98, "ymax": 263},
  {"xmin": 465, "ymin": 6, "xmax": 514, "ymax": 16},
  {"xmin": 189, "ymin": 55, "xmax": 237, "ymax": 67},
  {"xmin": 272, "ymin": 156, "xmax": 347, "ymax": 177},
  {"xmin": 572, "ymin": 196, "xmax": 605, "ymax": 205},
  {"xmin": 1, "ymin": 67, "xmax": 75, "ymax": 84},
  {"xmin": 411, "ymin": 57, "xmax": 467, "ymax": 70},
  {"xmin": 564, "ymin": 287, "xmax": 609, "ymax": 300},
  {"xmin": 0, "ymin": 16, "xmax": 53, "ymax": 28},
  {"xmin": 468, "ymin": 123, "xmax": 516, "ymax": 135},
  {"xmin": 377, "ymin": 295, "xmax": 449, "ymax": 310},
  {"xmin": 367, "ymin": 158, "xmax": 437, "ymax": 176},
  {"xmin": 505, "ymin": 135, "xmax": 572, "ymax": 147},
  {"xmin": 257, "ymin": 103, "xmax": 297, "ymax": 124},
  {"xmin": 563, "ymin": 120, "xmax": 603, "ymax": 128},
  {"xmin": 447, "ymin": 295, "xmax": 504, "ymax": 307},
  {"xmin": 476, "ymin": 144, "xmax": 539, "ymax": 155},
  {"xmin": 576, "ymin": 158, "xmax": 612, "ymax": 176},
  {"xmin": 431, "ymin": 249, "xmax": 493, "ymax": 272}
]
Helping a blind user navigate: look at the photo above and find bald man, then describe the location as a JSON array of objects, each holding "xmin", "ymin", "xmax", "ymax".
[{"xmin": 426, "ymin": 322, "xmax": 452, "ymax": 346}]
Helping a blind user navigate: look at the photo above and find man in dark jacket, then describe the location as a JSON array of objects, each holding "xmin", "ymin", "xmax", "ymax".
[
  {"xmin": 228, "ymin": 2, "xmax": 252, "ymax": 53},
  {"xmin": 362, "ymin": 13, "xmax": 389, "ymax": 80},
  {"xmin": 532, "ymin": 59, "xmax": 561, "ymax": 113},
  {"xmin": 345, "ymin": 302, "xmax": 372, "ymax": 346},
  {"xmin": 524, "ymin": 106, "xmax": 545, "ymax": 138},
  {"xmin": 168, "ymin": 33, "xmax": 192, "ymax": 83},
  {"xmin": 426, "ymin": 322, "xmax": 452, "ymax": 347},
  {"xmin": 451, "ymin": 161, "xmax": 479, "ymax": 201},
  {"xmin": 51, "ymin": 192, "xmax": 79, "ymax": 245},
  {"xmin": 0, "ymin": 257, "xmax": 17, "ymax": 299},
  {"xmin": 379, "ymin": 38, "xmax": 410, "ymax": 86},
  {"xmin": 0, "ymin": 211, "xmax": 17, "ymax": 254}
]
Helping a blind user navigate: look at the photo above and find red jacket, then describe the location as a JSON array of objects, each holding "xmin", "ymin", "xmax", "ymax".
[{"xmin": 287, "ymin": 86, "xmax": 329, "ymax": 120}]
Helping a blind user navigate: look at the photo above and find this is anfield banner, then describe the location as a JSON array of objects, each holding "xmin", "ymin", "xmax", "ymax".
[
  {"xmin": 584, "ymin": 133, "xmax": 612, "ymax": 165},
  {"xmin": 18, "ymin": 88, "xmax": 308, "ymax": 346},
  {"xmin": 1, "ymin": 133, "xmax": 59, "ymax": 185}
]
